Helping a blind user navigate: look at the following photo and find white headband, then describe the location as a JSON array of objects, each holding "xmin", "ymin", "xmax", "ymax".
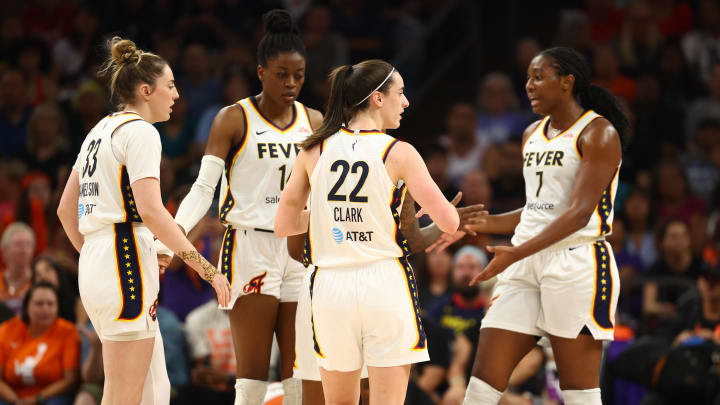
[{"xmin": 353, "ymin": 67, "xmax": 395, "ymax": 107}]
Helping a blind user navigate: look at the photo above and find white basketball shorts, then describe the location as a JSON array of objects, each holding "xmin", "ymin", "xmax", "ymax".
[
  {"xmin": 78, "ymin": 223, "xmax": 160, "ymax": 341},
  {"xmin": 481, "ymin": 240, "xmax": 620, "ymax": 340}
]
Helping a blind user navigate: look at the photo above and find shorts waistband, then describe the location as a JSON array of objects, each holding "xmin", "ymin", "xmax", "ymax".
[
  {"xmin": 227, "ymin": 225, "xmax": 276, "ymax": 235},
  {"xmin": 84, "ymin": 223, "xmax": 152, "ymax": 241},
  {"xmin": 542, "ymin": 236, "xmax": 606, "ymax": 251}
]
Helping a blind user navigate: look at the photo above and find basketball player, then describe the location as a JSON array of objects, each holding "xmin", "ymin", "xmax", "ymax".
[
  {"xmin": 156, "ymin": 10, "xmax": 321, "ymax": 405},
  {"xmin": 459, "ymin": 47, "xmax": 628, "ymax": 405},
  {"xmin": 289, "ymin": 192, "xmax": 484, "ymax": 405},
  {"xmin": 56, "ymin": 37, "xmax": 231, "ymax": 405},
  {"xmin": 274, "ymin": 59, "xmax": 459, "ymax": 405}
]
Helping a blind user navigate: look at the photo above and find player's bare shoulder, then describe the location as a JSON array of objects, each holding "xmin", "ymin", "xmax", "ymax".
[{"xmin": 305, "ymin": 107, "xmax": 324, "ymax": 130}]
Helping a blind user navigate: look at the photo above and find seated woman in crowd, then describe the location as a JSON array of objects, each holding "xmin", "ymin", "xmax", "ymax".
[
  {"xmin": 0, "ymin": 282, "xmax": 80, "ymax": 405},
  {"xmin": 31, "ymin": 255, "xmax": 84, "ymax": 324}
]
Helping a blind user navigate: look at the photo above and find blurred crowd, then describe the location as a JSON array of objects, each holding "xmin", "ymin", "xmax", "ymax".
[{"xmin": 0, "ymin": 0, "xmax": 719, "ymax": 404}]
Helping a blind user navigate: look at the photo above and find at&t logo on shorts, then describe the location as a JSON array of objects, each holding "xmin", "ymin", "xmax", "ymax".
[{"xmin": 332, "ymin": 227, "xmax": 344, "ymax": 244}]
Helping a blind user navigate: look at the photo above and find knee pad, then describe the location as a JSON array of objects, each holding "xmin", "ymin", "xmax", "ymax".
[
  {"xmin": 281, "ymin": 378, "xmax": 301, "ymax": 405},
  {"xmin": 462, "ymin": 376, "xmax": 502, "ymax": 405},
  {"xmin": 234, "ymin": 379, "xmax": 268, "ymax": 405},
  {"xmin": 562, "ymin": 388, "xmax": 602, "ymax": 405}
]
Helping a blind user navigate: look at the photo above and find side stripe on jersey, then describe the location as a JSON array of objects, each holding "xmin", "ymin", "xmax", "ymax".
[
  {"xmin": 382, "ymin": 139, "xmax": 399, "ymax": 163},
  {"xmin": 113, "ymin": 222, "xmax": 144, "ymax": 321},
  {"xmin": 396, "ymin": 257, "xmax": 427, "ymax": 351},
  {"xmin": 302, "ymin": 227, "xmax": 313, "ymax": 268},
  {"xmin": 219, "ymin": 105, "xmax": 249, "ymax": 223},
  {"xmin": 119, "ymin": 166, "xmax": 143, "ymax": 223},
  {"xmin": 389, "ymin": 184, "xmax": 425, "ymax": 350},
  {"xmin": 389, "ymin": 184, "xmax": 411, "ymax": 257},
  {"xmin": 591, "ymin": 241, "xmax": 614, "ymax": 330},
  {"xmin": 596, "ymin": 167, "xmax": 619, "ymax": 236},
  {"xmin": 308, "ymin": 267, "xmax": 325, "ymax": 358},
  {"xmin": 220, "ymin": 227, "xmax": 237, "ymax": 286}
]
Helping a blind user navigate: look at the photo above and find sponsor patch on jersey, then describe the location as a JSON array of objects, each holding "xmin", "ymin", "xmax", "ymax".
[
  {"xmin": 332, "ymin": 227, "xmax": 344, "ymax": 244},
  {"xmin": 77, "ymin": 203, "xmax": 84, "ymax": 219}
]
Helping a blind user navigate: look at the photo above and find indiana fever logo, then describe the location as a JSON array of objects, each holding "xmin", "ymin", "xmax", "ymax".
[
  {"xmin": 149, "ymin": 298, "xmax": 158, "ymax": 322},
  {"xmin": 243, "ymin": 272, "xmax": 267, "ymax": 294}
]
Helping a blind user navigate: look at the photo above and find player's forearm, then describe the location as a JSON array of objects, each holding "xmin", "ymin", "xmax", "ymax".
[
  {"xmin": 57, "ymin": 207, "xmax": 84, "ymax": 252},
  {"xmin": 39, "ymin": 370, "xmax": 79, "ymax": 398},
  {"xmin": 469, "ymin": 208, "xmax": 523, "ymax": 235},
  {"xmin": 274, "ymin": 207, "xmax": 309, "ymax": 237},
  {"xmin": 0, "ymin": 379, "xmax": 18, "ymax": 402}
]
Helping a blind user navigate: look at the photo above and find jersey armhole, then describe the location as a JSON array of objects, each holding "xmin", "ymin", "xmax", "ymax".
[
  {"xmin": 574, "ymin": 116, "xmax": 602, "ymax": 158},
  {"xmin": 382, "ymin": 139, "xmax": 399, "ymax": 163}
]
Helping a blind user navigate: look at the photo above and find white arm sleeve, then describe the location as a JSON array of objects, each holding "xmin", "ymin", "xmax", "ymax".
[{"xmin": 175, "ymin": 154, "xmax": 225, "ymax": 234}]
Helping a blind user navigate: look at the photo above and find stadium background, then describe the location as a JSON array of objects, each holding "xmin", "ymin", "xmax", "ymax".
[{"xmin": 0, "ymin": 0, "xmax": 719, "ymax": 404}]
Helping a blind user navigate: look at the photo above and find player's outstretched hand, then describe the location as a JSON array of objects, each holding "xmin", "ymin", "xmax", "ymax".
[
  {"xmin": 211, "ymin": 272, "xmax": 232, "ymax": 308},
  {"xmin": 425, "ymin": 230, "xmax": 466, "ymax": 254},
  {"xmin": 469, "ymin": 245, "xmax": 520, "ymax": 285}
]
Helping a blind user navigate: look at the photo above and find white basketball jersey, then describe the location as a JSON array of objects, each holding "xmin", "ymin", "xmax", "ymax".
[
  {"xmin": 219, "ymin": 97, "xmax": 313, "ymax": 230},
  {"xmin": 73, "ymin": 112, "xmax": 162, "ymax": 235},
  {"xmin": 512, "ymin": 110, "xmax": 621, "ymax": 248},
  {"xmin": 305, "ymin": 128, "xmax": 410, "ymax": 268}
]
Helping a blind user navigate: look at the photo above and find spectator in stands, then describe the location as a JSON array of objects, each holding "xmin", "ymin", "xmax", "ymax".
[
  {"xmin": 623, "ymin": 188, "xmax": 658, "ymax": 268},
  {"xmin": 157, "ymin": 305, "xmax": 189, "ymax": 399},
  {"xmin": 15, "ymin": 37, "xmax": 57, "ymax": 106},
  {"xmin": 0, "ymin": 223, "xmax": 35, "ymax": 315},
  {"xmin": 418, "ymin": 249, "xmax": 453, "ymax": 310},
  {"xmin": 15, "ymin": 172, "xmax": 55, "ymax": 254},
  {"xmin": 155, "ymin": 93, "xmax": 201, "ymax": 180},
  {"xmin": 194, "ymin": 70, "xmax": 250, "ymax": 149},
  {"xmin": 177, "ymin": 42, "xmax": 222, "ymax": 117},
  {"xmin": 423, "ymin": 144, "xmax": 460, "ymax": 202},
  {"xmin": 0, "ymin": 69, "xmax": 33, "ymax": 158},
  {"xmin": 18, "ymin": 104, "xmax": 71, "ymax": 188},
  {"xmin": 31, "ymin": 255, "xmax": 80, "ymax": 324},
  {"xmin": 180, "ymin": 299, "xmax": 236, "ymax": 405},
  {"xmin": 682, "ymin": 0, "xmax": 720, "ymax": 85},
  {"xmin": 509, "ymin": 38, "xmax": 540, "ymax": 106},
  {"xmin": 302, "ymin": 4, "xmax": 349, "ymax": 109},
  {"xmin": 73, "ymin": 323, "xmax": 102, "ymax": 405},
  {"xmin": 0, "ymin": 282, "xmax": 80, "ymax": 405},
  {"xmin": 644, "ymin": 220, "xmax": 705, "ymax": 323},
  {"xmin": 593, "ymin": 44, "xmax": 637, "ymax": 104},
  {"xmin": 618, "ymin": 0, "xmax": 663, "ymax": 75},
  {"xmin": 584, "ymin": 0, "xmax": 624, "ymax": 43},
  {"xmin": 427, "ymin": 246, "xmax": 489, "ymax": 341},
  {"xmin": 681, "ymin": 118, "xmax": 720, "ymax": 204},
  {"xmin": 685, "ymin": 63, "xmax": 720, "ymax": 145},
  {"xmin": 442, "ymin": 103, "xmax": 486, "ymax": 184},
  {"xmin": 655, "ymin": 161, "xmax": 708, "ymax": 253},
  {"xmin": 0, "ymin": 162, "xmax": 25, "ymax": 233},
  {"xmin": 607, "ymin": 216, "xmax": 646, "ymax": 323},
  {"xmin": 490, "ymin": 138, "xmax": 525, "ymax": 214},
  {"xmin": 67, "ymin": 80, "xmax": 107, "ymax": 152},
  {"xmin": 475, "ymin": 72, "xmax": 529, "ymax": 146},
  {"xmin": 50, "ymin": 5, "xmax": 101, "ymax": 88}
]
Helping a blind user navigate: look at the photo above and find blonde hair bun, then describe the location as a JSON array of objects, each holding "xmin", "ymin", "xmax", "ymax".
[{"xmin": 110, "ymin": 36, "xmax": 141, "ymax": 66}]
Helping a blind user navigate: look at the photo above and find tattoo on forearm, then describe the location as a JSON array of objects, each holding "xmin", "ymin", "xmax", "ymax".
[{"xmin": 178, "ymin": 250, "xmax": 218, "ymax": 282}]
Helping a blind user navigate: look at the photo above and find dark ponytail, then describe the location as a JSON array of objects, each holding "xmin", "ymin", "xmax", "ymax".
[
  {"xmin": 541, "ymin": 47, "xmax": 629, "ymax": 147},
  {"xmin": 257, "ymin": 9, "xmax": 306, "ymax": 66},
  {"xmin": 301, "ymin": 59, "xmax": 394, "ymax": 150}
]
